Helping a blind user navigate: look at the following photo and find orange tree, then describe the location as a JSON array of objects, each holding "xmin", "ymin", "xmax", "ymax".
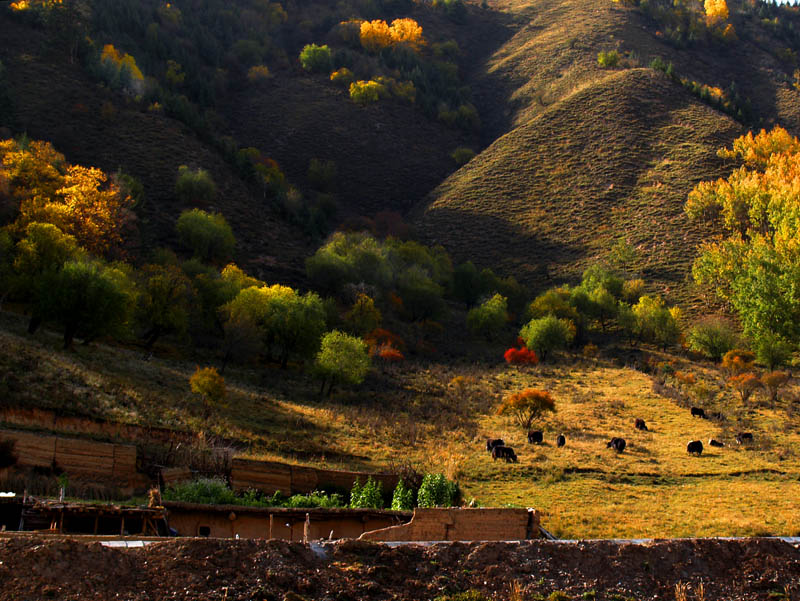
[{"xmin": 497, "ymin": 388, "xmax": 555, "ymax": 431}]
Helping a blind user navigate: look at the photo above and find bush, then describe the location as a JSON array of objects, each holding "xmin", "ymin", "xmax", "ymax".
[
  {"xmin": 754, "ymin": 331, "xmax": 793, "ymax": 371},
  {"xmin": 451, "ymin": 147, "xmax": 476, "ymax": 165},
  {"xmin": 299, "ymin": 44, "xmax": 332, "ymax": 73},
  {"xmin": 391, "ymin": 479, "xmax": 415, "ymax": 510},
  {"xmin": 597, "ymin": 50, "xmax": 620, "ymax": 68},
  {"xmin": 330, "ymin": 67, "xmax": 354, "ymax": 86},
  {"xmin": 176, "ymin": 209, "xmax": 235, "ymax": 263},
  {"xmin": 163, "ymin": 477, "xmax": 239, "ymax": 505},
  {"xmin": 190, "ymin": 366, "xmax": 225, "ymax": 406},
  {"xmin": 315, "ymin": 330, "xmax": 371, "ymax": 395},
  {"xmin": 417, "ymin": 473, "xmax": 457, "ymax": 508},
  {"xmin": 467, "ymin": 293, "xmax": 508, "ymax": 340},
  {"xmin": 349, "ymin": 80, "xmax": 386, "ymax": 104},
  {"xmin": 175, "ymin": 165, "xmax": 217, "ymax": 205},
  {"xmin": 350, "ymin": 477, "xmax": 383, "ymax": 508}
]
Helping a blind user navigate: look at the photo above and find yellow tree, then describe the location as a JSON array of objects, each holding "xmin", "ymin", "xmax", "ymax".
[
  {"xmin": 389, "ymin": 18, "xmax": 424, "ymax": 50},
  {"xmin": 360, "ymin": 20, "xmax": 392, "ymax": 52},
  {"xmin": 190, "ymin": 366, "xmax": 226, "ymax": 416},
  {"xmin": 704, "ymin": 0, "xmax": 729, "ymax": 27}
]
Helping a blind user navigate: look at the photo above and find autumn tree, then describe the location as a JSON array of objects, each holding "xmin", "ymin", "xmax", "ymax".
[
  {"xmin": 761, "ymin": 371, "xmax": 789, "ymax": 403},
  {"xmin": 687, "ymin": 317, "xmax": 738, "ymax": 362},
  {"xmin": 721, "ymin": 349, "xmax": 756, "ymax": 376},
  {"xmin": 497, "ymin": 388, "xmax": 556, "ymax": 431},
  {"xmin": 315, "ymin": 330, "xmax": 371, "ymax": 396},
  {"xmin": 704, "ymin": 0, "xmax": 729, "ymax": 28},
  {"xmin": 190, "ymin": 366, "xmax": 226, "ymax": 416},
  {"xmin": 686, "ymin": 127, "xmax": 800, "ymax": 346},
  {"xmin": 176, "ymin": 209, "xmax": 235, "ymax": 264},
  {"xmin": 728, "ymin": 373, "xmax": 760, "ymax": 403}
]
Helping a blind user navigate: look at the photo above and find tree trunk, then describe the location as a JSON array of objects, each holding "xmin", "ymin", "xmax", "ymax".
[{"xmin": 27, "ymin": 315, "xmax": 42, "ymax": 335}]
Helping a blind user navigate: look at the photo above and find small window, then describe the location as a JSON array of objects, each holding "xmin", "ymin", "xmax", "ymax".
[{"xmin": 198, "ymin": 526, "xmax": 211, "ymax": 537}]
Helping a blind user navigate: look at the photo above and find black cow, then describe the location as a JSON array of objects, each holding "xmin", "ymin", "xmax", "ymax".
[
  {"xmin": 736, "ymin": 432, "xmax": 754, "ymax": 445},
  {"xmin": 528, "ymin": 430, "xmax": 543, "ymax": 444},
  {"xmin": 690, "ymin": 407, "xmax": 706, "ymax": 419},
  {"xmin": 606, "ymin": 437, "xmax": 626, "ymax": 453},
  {"xmin": 634, "ymin": 418, "xmax": 648, "ymax": 431},
  {"xmin": 486, "ymin": 438, "xmax": 505, "ymax": 452},
  {"xmin": 556, "ymin": 434, "xmax": 566, "ymax": 448},
  {"xmin": 492, "ymin": 445, "xmax": 518, "ymax": 463},
  {"xmin": 709, "ymin": 439, "xmax": 725, "ymax": 447},
  {"xmin": 687, "ymin": 440, "xmax": 704, "ymax": 456}
]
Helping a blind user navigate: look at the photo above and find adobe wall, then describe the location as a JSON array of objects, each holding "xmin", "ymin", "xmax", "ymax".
[
  {"xmin": 358, "ymin": 508, "xmax": 540, "ymax": 541},
  {"xmin": 231, "ymin": 458, "xmax": 400, "ymax": 496},
  {"xmin": 0, "ymin": 429, "xmax": 138, "ymax": 481},
  {"xmin": 167, "ymin": 509, "xmax": 405, "ymax": 540}
]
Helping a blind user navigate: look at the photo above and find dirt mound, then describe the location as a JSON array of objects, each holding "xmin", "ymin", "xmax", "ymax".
[{"xmin": 1, "ymin": 536, "xmax": 798, "ymax": 600}]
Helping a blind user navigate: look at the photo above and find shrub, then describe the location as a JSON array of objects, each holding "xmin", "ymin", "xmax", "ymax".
[
  {"xmin": 350, "ymin": 477, "xmax": 383, "ymax": 508},
  {"xmin": 597, "ymin": 50, "xmax": 620, "ymax": 68},
  {"xmin": 451, "ymin": 147, "xmax": 476, "ymax": 165},
  {"xmin": 417, "ymin": 473, "xmax": 457, "ymax": 508},
  {"xmin": 754, "ymin": 331, "xmax": 793, "ymax": 371},
  {"xmin": 762, "ymin": 371, "xmax": 790, "ymax": 403},
  {"xmin": 315, "ymin": 330, "xmax": 371, "ymax": 395},
  {"xmin": 504, "ymin": 338, "xmax": 539, "ymax": 365},
  {"xmin": 349, "ymin": 80, "xmax": 386, "ymax": 104},
  {"xmin": 247, "ymin": 65, "xmax": 271, "ymax": 83},
  {"xmin": 438, "ymin": 103, "xmax": 480, "ymax": 131},
  {"xmin": 308, "ymin": 158, "xmax": 337, "ymax": 192},
  {"xmin": 299, "ymin": 44, "xmax": 332, "ymax": 73},
  {"xmin": 721, "ymin": 349, "xmax": 756, "ymax": 376},
  {"xmin": 729, "ymin": 373, "xmax": 760, "ymax": 403},
  {"xmin": 330, "ymin": 67, "xmax": 354, "ymax": 86},
  {"xmin": 176, "ymin": 209, "xmax": 235, "ymax": 263},
  {"xmin": 391, "ymin": 479, "xmax": 415, "ymax": 510},
  {"xmin": 687, "ymin": 317, "xmax": 738, "ymax": 362}
]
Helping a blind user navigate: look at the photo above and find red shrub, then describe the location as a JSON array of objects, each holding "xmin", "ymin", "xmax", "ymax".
[{"xmin": 504, "ymin": 342, "xmax": 539, "ymax": 365}]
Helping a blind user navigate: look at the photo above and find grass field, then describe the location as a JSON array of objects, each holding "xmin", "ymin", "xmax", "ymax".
[{"xmin": 4, "ymin": 309, "xmax": 800, "ymax": 540}]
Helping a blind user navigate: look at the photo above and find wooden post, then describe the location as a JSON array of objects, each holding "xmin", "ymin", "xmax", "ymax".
[
  {"xmin": 269, "ymin": 514, "xmax": 273, "ymax": 539},
  {"xmin": 120, "ymin": 516, "xmax": 125, "ymax": 536},
  {"xmin": 58, "ymin": 511, "xmax": 64, "ymax": 534},
  {"xmin": 303, "ymin": 513, "xmax": 310, "ymax": 544}
]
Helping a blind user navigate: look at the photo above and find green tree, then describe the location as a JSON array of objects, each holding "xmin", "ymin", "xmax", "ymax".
[
  {"xmin": 754, "ymin": 331, "xmax": 793, "ymax": 371},
  {"xmin": 134, "ymin": 264, "xmax": 195, "ymax": 350},
  {"xmin": 396, "ymin": 265, "xmax": 445, "ymax": 321},
  {"xmin": 315, "ymin": 330, "xmax": 371, "ymax": 396},
  {"xmin": 391, "ymin": 479, "xmax": 415, "ymax": 510},
  {"xmin": 466, "ymin": 293, "xmax": 508, "ymax": 340},
  {"xmin": 520, "ymin": 315, "xmax": 574, "ymax": 362},
  {"xmin": 344, "ymin": 293, "xmax": 382, "ymax": 336},
  {"xmin": 452, "ymin": 261, "xmax": 488, "ymax": 307},
  {"xmin": 349, "ymin": 476, "xmax": 382, "ymax": 508},
  {"xmin": 305, "ymin": 231, "xmax": 391, "ymax": 293},
  {"xmin": 687, "ymin": 316, "xmax": 738, "ymax": 362},
  {"xmin": 175, "ymin": 165, "xmax": 216, "ymax": 205},
  {"xmin": 12, "ymin": 222, "xmax": 83, "ymax": 299},
  {"xmin": 35, "ymin": 259, "xmax": 135, "ymax": 348},
  {"xmin": 299, "ymin": 44, "xmax": 332, "ymax": 73},
  {"xmin": 225, "ymin": 284, "xmax": 327, "ymax": 368},
  {"xmin": 416, "ymin": 473, "xmax": 457, "ymax": 508},
  {"xmin": 632, "ymin": 295, "xmax": 681, "ymax": 349},
  {"xmin": 176, "ymin": 209, "xmax": 235, "ymax": 263}
]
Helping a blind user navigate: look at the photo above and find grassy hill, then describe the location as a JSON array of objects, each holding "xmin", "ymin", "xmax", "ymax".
[
  {"xmin": 415, "ymin": 0, "xmax": 800, "ymax": 305},
  {"xmin": 4, "ymin": 310, "xmax": 800, "ymax": 539}
]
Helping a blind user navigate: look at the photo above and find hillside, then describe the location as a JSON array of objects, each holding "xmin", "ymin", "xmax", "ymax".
[{"xmin": 415, "ymin": 0, "xmax": 800, "ymax": 304}]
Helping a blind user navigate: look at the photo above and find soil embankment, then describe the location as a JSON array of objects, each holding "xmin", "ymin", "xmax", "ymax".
[{"xmin": 0, "ymin": 536, "xmax": 797, "ymax": 600}]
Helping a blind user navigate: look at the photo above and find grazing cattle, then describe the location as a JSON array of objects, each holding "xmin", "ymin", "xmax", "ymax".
[
  {"xmin": 492, "ymin": 445, "xmax": 518, "ymax": 463},
  {"xmin": 736, "ymin": 432, "xmax": 754, "ymax": 445},
  {"xmin": 606, "ymin": 437, "xmax": 626, "ymax": 453},
  {"xmin": 634, "ymin": 418, "xmax": 648, "ymax": 431},
  {"xmin": 709, "ymin": 439, "xmax": 725, "ymax": 448},
  {"xmin": 556, "ymin": 434, "xmax": 566, "ymax": 448},
  {"xmin": 486, "ymin": 438, "xmax": 505, "ymax": 453},
  {"xmin": 690, "ymin": 407, "xmax": 706, "ymax": 419},
  {"xmin": 687, "ymin": 440, "xmax": 704, "ymax": 456},
  {"xmin": 528, "ymin": 430, "xmax": 543, "ymax": 444}
]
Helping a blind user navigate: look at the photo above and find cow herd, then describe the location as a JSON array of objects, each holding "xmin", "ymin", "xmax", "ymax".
[{"xmin": 487, "ymin": 405, "xmax": 756, "ymax": 463}]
